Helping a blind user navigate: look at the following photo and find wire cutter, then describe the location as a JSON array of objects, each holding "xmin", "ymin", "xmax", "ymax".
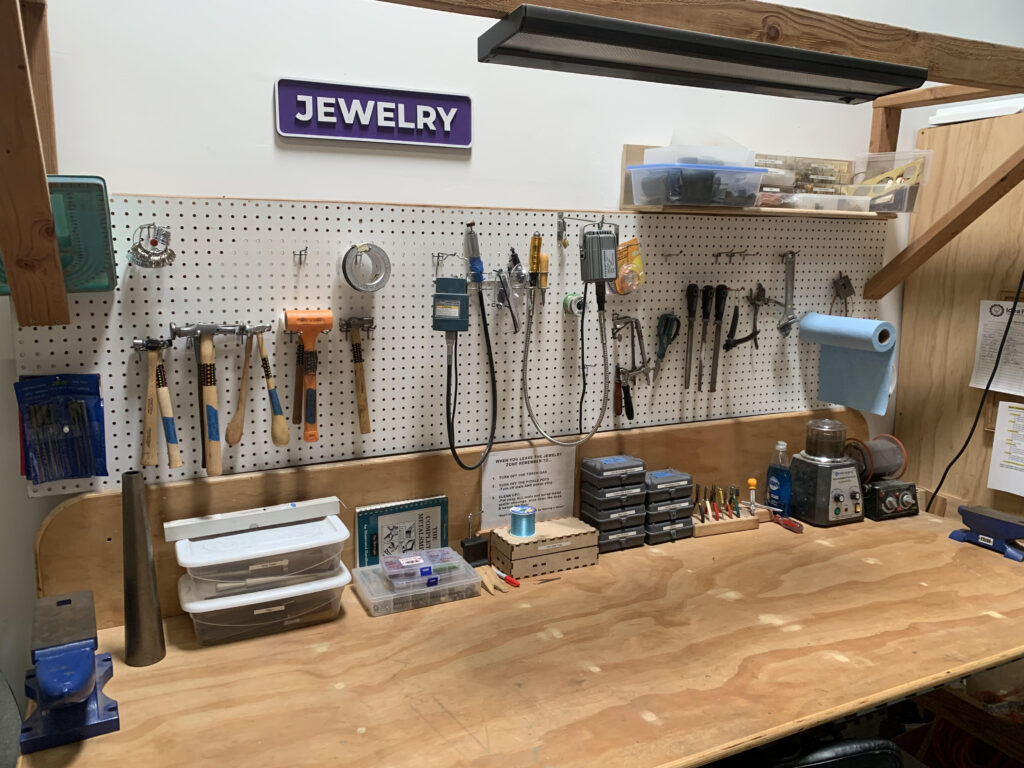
[{"xmin": 652, "ymin": 312, "xmax": 681, "ymax": 383}]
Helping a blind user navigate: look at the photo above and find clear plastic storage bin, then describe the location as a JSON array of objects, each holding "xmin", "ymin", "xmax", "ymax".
[
  {"xmin": 175, "ymin": 515, "xmax": 349, "ymax": 598},
  {"xmin": 847, "ymin": 150, "xmax": 933, "ymax": 212},
  {"xmin": 353, "ymin": 557, "xmax": 481, "ymax": 617},
  {"xmin": 627, "ymin": 164, "xmax": 767, "ymax": 207},
  {"xmin": 178, "ymin": 566, "xmax": 351, "ymax": 646}
]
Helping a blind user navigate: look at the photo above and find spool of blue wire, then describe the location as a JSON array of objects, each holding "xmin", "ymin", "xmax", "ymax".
[{"xmin": 509, "ymin": 505, "xmax": 536, "ymax": 537}]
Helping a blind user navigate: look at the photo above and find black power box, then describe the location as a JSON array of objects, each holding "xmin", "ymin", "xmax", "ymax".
[{"xmin": 862, "ymin": 479, "xmax": 918, "ymax": 521}]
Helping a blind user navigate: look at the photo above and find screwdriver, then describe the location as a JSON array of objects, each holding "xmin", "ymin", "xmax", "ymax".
[
  {"xmin": 697, "ymin": 285, "xmax": 714, "ymax": 391},
  {"xmin": 709, "ymin": 284, "xmax": 728, "ymax": 392},
  {"xmin": 684, "ymin": 284, "xmax": 699, "ymax": 390}
]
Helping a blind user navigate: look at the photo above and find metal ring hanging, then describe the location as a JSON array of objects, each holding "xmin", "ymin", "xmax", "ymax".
[{"xmin": 340, "ymin": 243, "xmax": 391, "ymax": 292}]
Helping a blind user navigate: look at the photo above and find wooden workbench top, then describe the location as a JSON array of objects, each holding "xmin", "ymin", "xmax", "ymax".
[{"xmin": 22, "ymin": 514, "xmax": 1024, "ymax": 768}]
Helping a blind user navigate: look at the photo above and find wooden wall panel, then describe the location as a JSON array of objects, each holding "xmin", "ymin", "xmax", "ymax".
[
  {"xmin": 36, "ymin": 406, "xmax": 866, "ymax": 629},
  {"xmin": 895, "ymin": 113, "xmax": 1024, "ymax": 514}
]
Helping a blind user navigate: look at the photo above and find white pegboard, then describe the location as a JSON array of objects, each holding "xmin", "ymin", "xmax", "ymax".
[{"xmin": 14, "ymin": 196, "xmax": 886, "ymax": 496}]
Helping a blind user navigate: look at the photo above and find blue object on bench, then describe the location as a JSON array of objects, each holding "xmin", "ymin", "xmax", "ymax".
[
  {"xmin": 950, "ymin": 505, "xmax": 1024, "ymax": 562},
  {"xmin": 20, "ymin": 592, "xmax": 119, "ymax": 754}
]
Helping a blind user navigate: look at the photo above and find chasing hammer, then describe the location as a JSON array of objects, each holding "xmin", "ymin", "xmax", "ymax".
[{"xmin": 170, "ymin": 322, "xmax": 244, "ymax": 475}]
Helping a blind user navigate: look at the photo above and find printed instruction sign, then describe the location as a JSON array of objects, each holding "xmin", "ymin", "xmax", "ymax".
[
  {"xmin": 275, "ymin": 78, "xmax": 472, "ymax": 148},
  {"xmin": 988, "ymin": 401, "xmax": 1024, "ymax": 497},
  {"xmin": 970, "ymin": 300, "xmax": 1024, "ymax": 396},
  {"xmin": 481, "ymin": 445, "xmax": 574, "ymax": 529}
]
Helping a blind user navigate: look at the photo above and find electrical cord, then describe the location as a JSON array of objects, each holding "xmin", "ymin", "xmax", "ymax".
[
  {"xmin": 445, "ymin": 291, "xmax": 497, "ymax": 471},
  {"xmin": 927, "ymin": 264, "xmax": 1024, "ymax": 512},
  {"xmin": 578, "ymin": 283, "xmax": 588, "ymax": 434},
  {"xmin": 523, "ymin": 283, "xmax": 610, "ymax": 447}
]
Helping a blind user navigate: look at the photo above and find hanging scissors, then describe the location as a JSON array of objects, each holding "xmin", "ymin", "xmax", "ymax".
[{"xmin": 652, "ymin": 312, "xmax": 681, "ymax": 383}]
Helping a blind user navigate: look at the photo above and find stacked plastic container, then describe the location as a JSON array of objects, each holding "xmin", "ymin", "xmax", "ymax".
[
  {"xmin": 352, "ymin": 546, "xmax": 481, "ymax": 617},
  {"xmin": 644, "ymin": 469, "xmax": 695, "ymax": 543},
  {"xmin": 176, "ymin": 515, "xmax": 352, "ymax": 645},
  {"xmin": 580, "ymin": 455, "xmax": 647, "ymax": 553},
  {"xmin": 628, "ymin": 144, "xmax": 767, "ymax": 208}
]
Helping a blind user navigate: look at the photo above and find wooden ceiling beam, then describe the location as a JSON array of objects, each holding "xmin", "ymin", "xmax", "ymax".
[{"xmin": 380, "ymin": 0, "xmax": 1024, "ymax": 91}]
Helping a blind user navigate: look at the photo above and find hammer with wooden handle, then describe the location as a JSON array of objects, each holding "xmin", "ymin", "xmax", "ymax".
[
  {"xmin": 283, "ymin": 310, "xmax": 333, "ymax": 442},
  {"xmin": 132, "ymin": 338, "xmax": 172, "ymax": 467},
  {"xmin": 248, "ymin": 324, "xmax": 289, "ymax": 446},
  {"xmin": 170, "ymin": 323, "xmax": 244, "ymax": 475},
  {"xmin": 290, "ymin": 338, "xmax": 304, "ymax": 426},
  {"xmin": 225, "ymin": 332, "xmax": 254, "ymax": 447},
  {"xmin": 340, "ymin": 317, "xmax": 374, "ymax": 435}
]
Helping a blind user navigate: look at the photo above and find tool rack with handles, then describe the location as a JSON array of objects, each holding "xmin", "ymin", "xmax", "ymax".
[{"xmin": 13, "ymin": 196, "xmax": 886, "ymax": 496}]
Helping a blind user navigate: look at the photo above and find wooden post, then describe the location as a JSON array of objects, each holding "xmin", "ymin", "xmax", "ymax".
[{"xmin": 0, "ymin": 0, "xmax": 68, "ymax": 326}]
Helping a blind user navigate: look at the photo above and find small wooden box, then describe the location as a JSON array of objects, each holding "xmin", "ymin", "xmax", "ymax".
[{"xmin": 490, "ymin": 518, "xmax": 599, "ymax": 579}]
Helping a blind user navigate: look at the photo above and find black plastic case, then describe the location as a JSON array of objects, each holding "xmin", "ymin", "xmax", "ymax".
[
  {"xmin": 644, "ymin": 518, "xmax": 694, "ymax": 544},
  {"xmin": 597, "ymin": 526, "xmax": 646, "ymax": 553},
  {"xmin": 645, "ymin": 498, "xmax": 694, "ymax": 521},
  {"xmin": 580, "ymin": 505, "xmax": 646, "ymax": 531},
  {"xmin": 580, "ymin": 482, "xmax": 647, "ymax": 510},
  {"xmin": 580, "ymin": 455, "xmax": 646, "ymax": 488}
]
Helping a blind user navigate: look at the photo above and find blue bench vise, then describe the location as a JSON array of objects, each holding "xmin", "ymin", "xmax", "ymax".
[
  {"xmin": 20, "ymin": 591, "xmax": 119, "ymax": 754},
  {"xmin": 950, "ymin": 505, "xmax": 1024, "ymax": 562}
]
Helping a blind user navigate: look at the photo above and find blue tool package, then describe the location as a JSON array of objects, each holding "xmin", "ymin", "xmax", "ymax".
[{"xmin": 14, "ymin": 374, "xmax": 108, "ymax": 484}]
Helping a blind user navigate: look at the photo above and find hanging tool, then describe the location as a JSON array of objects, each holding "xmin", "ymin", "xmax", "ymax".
[
  {"xmin": 169, "ymin": 323, "xmax": 244, "ymax": 476},
  {"xmin": 225, "ymin": 331, "xmax": 254, "ymax": 447},
  {"xmin": 697, "ymin": 285, "xmax": 713, "ymax": 391},
  {"xmin": 339, "ymin": 243, "xmax": 391, "ymax": 293},
  {"xmin": 131, "ymin": 338, "xmax": 178, "ymax": 468},
  {"xmin": 652, "ymin": 312, "xmax": 681, "ymax": 383},
  {"xmin": 434, "ymin": 224, "xmax": 498, "ymax": 469},
  {"xmin": 126, "ymin": 223, "xmax": 176, "ymax": 269},
  {"xmin": 777, "ymin": 250, "xmax": 799, "ymax": 336},
  {"xmin": 340, "ymin": 317, "xmax": 375, "ymax": 435},
  {"xmin": 523, "ymin": 220, "xmax": 613, "ymax": 447},
  {"xmin": 684, "ymin": 284, "xmax": 698, "ymax": 389},
  {"xmin": 612, "ymin": 314, "xmax": 649, "ymax": 421},
  {"xmin": 282, "ymin": 310, "xmax": 333, "ymax": 443},
  {"xmin": 290, "ymin": 337, "xmax": 304, "ymax": 426},
  {"xmin": 250, "ymin": 325, "xmax": 289, "ymax": 447},
  {"xmin": 724, "ymin": 283, "xmax": 768, "ymax": 352},
  {"xmin": 709, "ymin": 284, "xmax": 728, "ymax": 392},
  {"xmin": 830, "ymin": 272, "xmax": 854, "ymax": 316}
]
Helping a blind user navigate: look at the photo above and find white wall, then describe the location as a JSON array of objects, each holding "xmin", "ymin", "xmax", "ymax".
[{"xmin": 3, "ymin": 0, "xmax": 1024, "ymax": 710}]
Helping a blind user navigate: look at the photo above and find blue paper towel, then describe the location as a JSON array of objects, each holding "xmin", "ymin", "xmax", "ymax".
[{"xmin": 799, "ymin": 313, "xmax": 896, "ymax": 415}]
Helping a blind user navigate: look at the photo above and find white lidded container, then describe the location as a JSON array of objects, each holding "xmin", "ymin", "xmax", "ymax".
[
  {"xmin": 175, "ymin": 515, "xmax": 349, "ymax": 599},
  {"xmin": 178, "ymin": 564, "xmax": 351, "ymax": 646}
]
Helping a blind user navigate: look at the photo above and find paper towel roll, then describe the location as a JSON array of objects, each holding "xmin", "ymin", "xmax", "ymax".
[{"xmin": 799, "ymin": 313, "xmax": 897, "ymax": 415}]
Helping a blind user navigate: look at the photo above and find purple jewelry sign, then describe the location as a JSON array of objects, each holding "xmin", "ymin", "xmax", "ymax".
[{"xmin": 275, "ymin": 78, "xmax": 472, "ymax": 148}]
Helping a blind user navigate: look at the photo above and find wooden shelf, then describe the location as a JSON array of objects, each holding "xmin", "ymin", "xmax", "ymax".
[{"xmin": 621, "ymin": 204, "xmax": 896, "ymax": 220}]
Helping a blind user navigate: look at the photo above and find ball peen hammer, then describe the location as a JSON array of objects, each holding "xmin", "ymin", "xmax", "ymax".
[
  {"xmin": 283, "ymin": 310, "xmax": 333, "ymax": 442},
  {"xmin": 340, "ymin": 317, "xmax": 374, "ymax": 435}
]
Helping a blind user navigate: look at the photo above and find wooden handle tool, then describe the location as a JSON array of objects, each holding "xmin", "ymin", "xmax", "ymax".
[
  {"xmin": 155, "ymin": 357, "xmax": 183, "ymax": 468},
  {"xmin": 256, "ymin": 333, "xmax": 290, "ymax": 446},
  {"xmin": 291, "ymin": 340, "xmax": 304, "ymax": 426},
  {"xmin": 349, "ymin": 326, "xmax": 371, "ymax": 434},
  {"xmin": 225, "ymin": 334, "xmax": 253, "ymax": 446},
  {"xmin": 199, "ymin": 333, "xmax": 222, "ymax": 475},
  {"xmin": 141, "ymin": 349, "xmax": 159, "ymax": 466}
]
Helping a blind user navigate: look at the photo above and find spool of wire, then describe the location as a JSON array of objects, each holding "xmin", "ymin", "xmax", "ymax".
[
  {"xmin": 563, "ymin": 293, "xmax": 585, "ymax": 316},
  {"xmin": 844, "ymin": 434, "xmax": 908, "ymax": 482},
  {"xmin": 509, "ymin": 505, "xmax": 536, "ymax": 537}
]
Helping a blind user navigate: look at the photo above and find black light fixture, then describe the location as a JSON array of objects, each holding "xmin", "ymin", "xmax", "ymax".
[{"xmin": 478, "ymin": 5, "xmax": 926, "ymax": 104}]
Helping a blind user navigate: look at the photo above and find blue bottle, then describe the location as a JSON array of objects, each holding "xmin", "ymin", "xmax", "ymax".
[{"xmin": 766, "ymin": 441, "xmax": 792, "ymax": 517}]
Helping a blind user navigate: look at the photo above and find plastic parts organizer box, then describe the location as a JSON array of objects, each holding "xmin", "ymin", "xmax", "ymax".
[
  {"xmin": 178, "ymin": 566, "xmax": 351, "ymax": 646},
  {"xmin": 353, "ymin": 555, "xmax": 481, "ymax": 617},
  {"xmin": 175, "ymin": 515, "xmax": 349, "ymax": 599}
]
